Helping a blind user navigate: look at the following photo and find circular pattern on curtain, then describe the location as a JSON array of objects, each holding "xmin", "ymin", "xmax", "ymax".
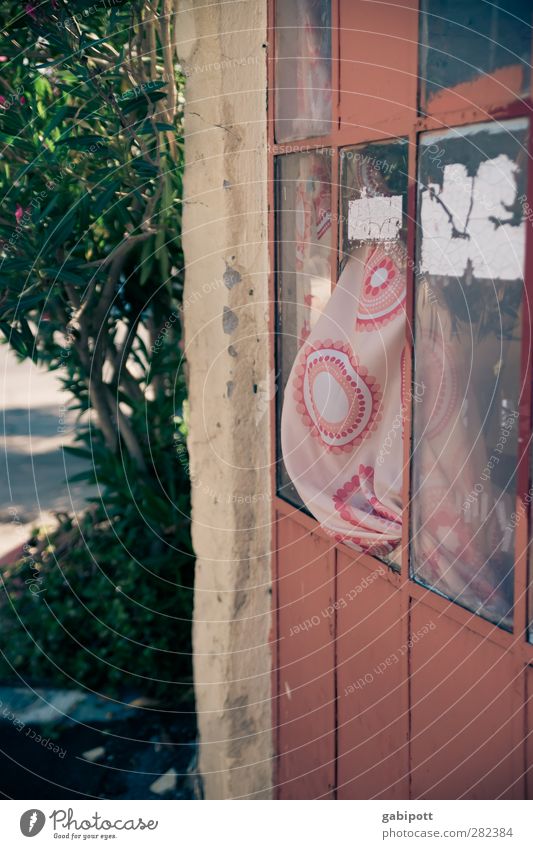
[{"xmin": 293, "ymin": 340, "xmax": 381, "ymax": 452}]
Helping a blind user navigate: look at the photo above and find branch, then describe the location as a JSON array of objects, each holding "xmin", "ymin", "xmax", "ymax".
[
  {"xmin": 88, "ymin": 377, "xmax": 118, "ymax": 452},
  {"xmin": 119, "ymin": 368, "xmax": 146, "ymax": 406},
  {"xmin": 160, "ymin": 0, "xmax": 177, "ymax": 156},
  {"xmin": 105, "ymin": 385, "xmax": 147, "ymax": 472},
  {"xmin": 90, "ymin": 231, "xmax": 154, "ymax": 333},
  {"xmin": 111, "ymin": 311, "xmax": 142, "ymax": 385}
]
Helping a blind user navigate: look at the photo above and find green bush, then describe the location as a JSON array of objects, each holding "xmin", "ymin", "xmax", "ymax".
[
  {"xmin": 2, "ymin": 510, "xmax": 193, "ymax": 704},
  {"xmin": 0, "ymin": 0, "xmax": 193, "ymax": 704}
]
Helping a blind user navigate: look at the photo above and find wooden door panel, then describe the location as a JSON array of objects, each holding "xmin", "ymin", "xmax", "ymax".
[
  {"xmin": 526, "ymin": 666, "xmax": 533, "ymax": 799},
  {"xmin": 410, "ymin": 602, "xmax": 524, "ymax": 799},
  {"xmin": 339, "ymin": 0, "xmax": 418, "ymax": 137},
  {"xmin": 276, "ymin": 513, "xmax": 335, "ymax": 798},
  {"xmin": 336, "ymin": 551, "xmax": 408, "ymax": 799}
]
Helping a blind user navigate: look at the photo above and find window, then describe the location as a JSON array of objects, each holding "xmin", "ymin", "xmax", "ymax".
[
  {"xmin": 272, "ymin": 0, "xmax": 533, "ymax": 635},
  {"xmin": 419, "ymin": 0, "xmax": 532, "ymax": 116},
  {"xmin": 411, "ymin": 120, "xmax": 528, "ymax": 628},
  {"xmin": 274, "ymin": 0, "xmax": 332, "ymax": 142},
  {"xmin": 275, "ymin": 150, "xmax": 332, "ymax": 506},
  {"xmin": 271, "ymin": 0, "xmax": 533, "ymax": 802},
  {"xmin": 340, "ymin": 138, "xmax": 409, "ymax": 282}
]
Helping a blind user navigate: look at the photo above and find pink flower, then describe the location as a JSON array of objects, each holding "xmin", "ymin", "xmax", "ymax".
[
  {"xmin": 25, "ymin": 3, "xmax": 36, "ymax": 19},
  {"xmin": 15, "ymin": 204, "xmax": 29, "ymax": 223},
  {"xmin": 19, "ymin": 96, "xmax": 25, "ymax": 104},
  {"xmin": 0, "ymin": 96, "xmax": 6, "ymax": 105},
  {"xmin": 0, "ymin": 57, "xmax": 8, "ymax": 62}
]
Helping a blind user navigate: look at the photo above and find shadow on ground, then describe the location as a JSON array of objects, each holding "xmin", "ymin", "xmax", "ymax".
[{"xmin": 0, "ymin": 688, "xmax": 198, "ymax": 799}]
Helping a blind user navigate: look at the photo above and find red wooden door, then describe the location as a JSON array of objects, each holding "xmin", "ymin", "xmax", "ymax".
[
  {"xmin": 276, "ymin": 514, "xmax": 336, "ymax": 798},
  {"xmin": 269, "ymin": 0, "xmax": 533, "ymax": 799}
]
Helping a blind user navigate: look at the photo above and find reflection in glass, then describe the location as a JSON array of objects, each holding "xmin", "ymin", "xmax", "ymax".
[
  {"xmin": 340, "ymin": 138, "xmax": 409, "ymax": 567},
  {"xmin": 275, "ymin": 0, "xmax": 331, "ymax": 143},
  {"xmin": 276, "ymin": 151, "xmax": 332, "ymax": 505},
  {"xmin": 411, "ymin": 119, "xmax": 529, "ymax": 630},
  {"xmin": 419, "ymin": 0, "xmax": 532, "ymax": 114}
]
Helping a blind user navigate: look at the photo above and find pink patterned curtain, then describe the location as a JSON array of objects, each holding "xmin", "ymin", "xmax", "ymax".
[{"xmin": 281, "ymin": 245, "xmax": 406, "ymax": 563}]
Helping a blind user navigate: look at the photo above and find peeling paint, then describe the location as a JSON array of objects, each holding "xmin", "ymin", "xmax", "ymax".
[
  {"xmin": 348, "ymin": 192, "xmax": 403, "ymax": 242},
  {"xmin": 420, "ymin": 130, "xmax": 526, "ymax": 280}
]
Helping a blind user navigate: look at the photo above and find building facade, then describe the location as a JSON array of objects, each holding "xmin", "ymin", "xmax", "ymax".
[{"xmin": 178, "ymin": 0, "xmax": 533, "ymax": 800}]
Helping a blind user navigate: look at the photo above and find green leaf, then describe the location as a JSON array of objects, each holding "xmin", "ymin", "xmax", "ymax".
[
  {"xmin": 139, "ymin": 234, "xmax": 154, "ymax": 286},
  {"xmin": 42, "ymin": 106, "xmax": 73, "ymax": 141},
  {"xmin": 59, "ymin": 135, "xmax": 109, "ymax": 152},
  {"xmin": 0, "ymin": 322, "xmax": 27, "ymax": 356},
  {"xmin": 131, "ymin": 159, "xmax": 158, "ymax": 177},
  {"xmin": 47, "ymin": 211, "xmax": 77, "ymax": 248},
  {"xmin": 66, "ymin": 469, "xmax": 97, "ymax": 484},
  {"xmin": 42, "ymin": 267, "xmax": 87, "ymax": 286},
  {"xmin": 19, "ymin": 317, "xmax": 34, "ymax": 348},
  {"xmin": 40, "ymin": 193, "xmax": 62, "ymax": 220},
  {"xmin": 121, "ymin": 90, "xmax": 168, "ymax": 115},
  {"xmin": 62, "ymin": 445, "xmax": 93, "ymax": 460},
  {"xmin": 0, "ymin": 132, "xmax": 33, "ymax": 153},
  {"xmin": 93, "ymin": 179, "xmax": 121, "ymax": 217},
  {"xmin": 17, "ymin": 292, "xmax": 47, "ymax": 311}
]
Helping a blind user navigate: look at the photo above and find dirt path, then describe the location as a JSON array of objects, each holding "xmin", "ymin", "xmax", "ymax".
[{"xmin": 0, "ymin": 344, "xmax": 92, "ymax": 558}]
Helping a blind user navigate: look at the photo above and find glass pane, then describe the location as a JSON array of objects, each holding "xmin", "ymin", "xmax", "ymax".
[
  {"xmin": 276, "ymin": 150, "xmax": 332, "ymax": 505},
  {"xmin": 339, "ymin": 138, "xmax": 409, "ymax": 568},
  {"xmin": 340, "ymin": 139, "xmax": 409, "ymax": 266},
  {"xmin": 411, "ymin": 118, "xmax": 529, "ymax": 630},
  {"xmin": 420, "ymin": 0, "xmax": 532, "ymax": 115},
  {"xmin": 275, "ymin": 0, "xmax": 332, "ymax": 143}
]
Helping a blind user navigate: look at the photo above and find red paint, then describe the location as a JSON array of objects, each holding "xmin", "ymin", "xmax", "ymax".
[
  {"xmin": 269, "ymin": 0, "xmax": 533, "ymax": 799},
  {"xmin": 337, "ymin": 550, "xmax": 409, "ymax": 799},
  {"xmin": 410, "ymin": 604, "xmax": 524, "ymax": 800},
  {"xmin": 276, "ymin": 513, "xmax": 336, "ymax": 799},
  {"xmin": 339, "ymin": 0, "xmax": 418, "ymax": 137}
]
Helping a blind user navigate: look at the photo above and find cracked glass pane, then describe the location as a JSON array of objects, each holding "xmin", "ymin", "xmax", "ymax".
[
  {"xmin": 276, "ymin": 151, "xmax": 332, "ymax": 505},
  {"xmin": 411, "ymin": 118, "xmax": 529, "ymax": 630},
  {"xmin": 275, "ymin": 0, "xmax": 332, "ymax": 143},
  {"xmin": 420, "ymin": 0, "xmax": 532, "ymax": 115}
]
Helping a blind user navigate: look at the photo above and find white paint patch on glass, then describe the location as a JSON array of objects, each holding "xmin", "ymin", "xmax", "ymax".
[{"xmin": 348, "ymin": 193, "xmax": 403, "ymax": 243}]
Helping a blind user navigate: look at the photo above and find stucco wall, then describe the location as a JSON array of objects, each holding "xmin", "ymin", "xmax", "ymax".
[{"xmin": 176, "ymin": 0, "xmax": 272, "ymax": 799}]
